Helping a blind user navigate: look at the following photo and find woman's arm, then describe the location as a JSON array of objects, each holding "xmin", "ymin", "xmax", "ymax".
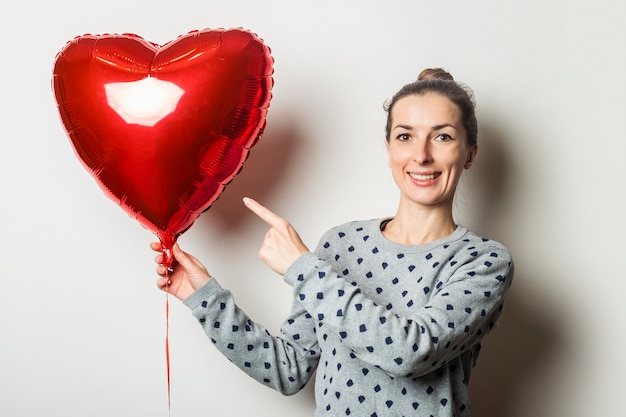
[
  {"xmin": 152, "ymin": 240, "xmax": 319, "ymax": 395},
  {"xmin": 285, "ymin": 245, "xmax": 513, "ymax": 379},
  {"xmin": 183, "ymin": 278, "xmax": 320, "ymax": 395}
]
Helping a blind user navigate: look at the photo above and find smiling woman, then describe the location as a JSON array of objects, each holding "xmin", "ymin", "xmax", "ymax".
[
  {"xmin": 382, "ymin": 70, "xmax": 479, "ymax": 244},
  {"xmin": 152, "ymin": 68, "xmax": 514, "ymax": 417}
]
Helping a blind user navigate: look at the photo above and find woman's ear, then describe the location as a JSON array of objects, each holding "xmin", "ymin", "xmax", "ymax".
[{"xmin": 464, "ymin": 145, "xmax": 478, "ymax": 169}]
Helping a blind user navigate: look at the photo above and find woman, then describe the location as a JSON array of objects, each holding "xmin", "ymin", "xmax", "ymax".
[{"xmin": 152, "ymin": 68, "xmax": 514, "ymax": 416}]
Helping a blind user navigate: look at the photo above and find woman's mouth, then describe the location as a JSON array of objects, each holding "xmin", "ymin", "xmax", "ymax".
[{"xmin": 409, "ymin": 172, "xmax": 440, "ymax": 181}]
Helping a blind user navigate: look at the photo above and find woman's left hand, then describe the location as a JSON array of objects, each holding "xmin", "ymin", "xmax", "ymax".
[{"xmin": 243, "ymin": 197, "xmax": 310, "ymax": 275}]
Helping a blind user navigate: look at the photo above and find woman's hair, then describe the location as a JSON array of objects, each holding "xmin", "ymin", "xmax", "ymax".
[{"xmin": 384, "ymin": 68, "xmax": 478, "ymax": 147}]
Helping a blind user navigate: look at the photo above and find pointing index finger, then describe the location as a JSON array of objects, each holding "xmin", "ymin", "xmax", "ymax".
[{"xmin": 243, "ymin": 197, "xmax": 283, "ymax": 227}]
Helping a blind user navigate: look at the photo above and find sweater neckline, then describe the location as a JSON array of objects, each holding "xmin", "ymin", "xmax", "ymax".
[{"xmin": 371, "ymin": 218, "xmax": 469, "ymax": 253}]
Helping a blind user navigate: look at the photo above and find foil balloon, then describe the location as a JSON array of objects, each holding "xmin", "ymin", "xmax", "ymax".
[{"xmin": 52, "ymin": 28, "xmax": 274, "ymax": 267}]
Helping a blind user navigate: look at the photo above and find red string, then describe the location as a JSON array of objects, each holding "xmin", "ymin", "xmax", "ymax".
[{"xmin": 165, "ymin": 277, "xmax": 171, "ymax": 415}]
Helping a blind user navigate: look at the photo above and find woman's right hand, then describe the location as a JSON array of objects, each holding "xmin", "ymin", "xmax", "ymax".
[{"xmin": 151, "ymin": 242, "xmax": 211, "ymax": 301}]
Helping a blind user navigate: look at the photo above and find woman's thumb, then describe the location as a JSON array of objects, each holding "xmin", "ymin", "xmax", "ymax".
[{"xmin": 172, "ymin": 243, "xmax": 189, "ymax": 265}]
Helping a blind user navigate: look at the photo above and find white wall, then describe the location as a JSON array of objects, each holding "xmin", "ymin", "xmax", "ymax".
[{"xmin": 2, "ymin": 1, "xmax": 625, "ymax": 416}]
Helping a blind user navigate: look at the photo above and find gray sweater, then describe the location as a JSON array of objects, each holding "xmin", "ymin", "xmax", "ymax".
[{"xmin": 184, "ymin": 219, "xmax": 514, "ymax": 416}]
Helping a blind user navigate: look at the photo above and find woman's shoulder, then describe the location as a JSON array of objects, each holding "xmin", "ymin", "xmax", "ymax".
[
  {"xmin": 315, "ymin": 218, "xmax": 387, "ymax": 246},
  {"xmin": 322, "ymin": 218, "xmax": 386, "ymax": 236},
  {"xmin": 457, "ymin": 226, "xmax": 513, "ymax": 262}
]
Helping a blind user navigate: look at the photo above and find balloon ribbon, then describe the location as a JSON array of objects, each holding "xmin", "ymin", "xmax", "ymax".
[{"xmin": 165, "ymin": 279, "xmax": 171, "ymax": 414}]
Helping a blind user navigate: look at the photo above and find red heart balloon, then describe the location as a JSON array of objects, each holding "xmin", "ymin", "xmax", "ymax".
[{"xmin": 52, "ymin": 29, "xmax": 274, "ymax": 266}]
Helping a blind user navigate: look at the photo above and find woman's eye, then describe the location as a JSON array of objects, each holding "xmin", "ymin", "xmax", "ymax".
[
  {"xmin": 396, "ymin": 133, "xmax": 410, "ymax": 141},
  {"xmin": 434, "ymin": 133, "xmax": 453, "ymax": 141}
]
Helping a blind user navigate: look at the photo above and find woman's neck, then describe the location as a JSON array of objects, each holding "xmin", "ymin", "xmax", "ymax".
[{"xmin": 382, "ymin": 203, "xmax": 457, "ymax": 245}]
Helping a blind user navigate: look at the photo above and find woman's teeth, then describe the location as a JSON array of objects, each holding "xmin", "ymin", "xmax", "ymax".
[{"xmin": 410, "ymin": 173, "xmax": 437, "ymax": 180}]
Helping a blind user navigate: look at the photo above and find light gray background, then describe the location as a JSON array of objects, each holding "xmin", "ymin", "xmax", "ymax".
[{"xmin": 2, "ymin": 1, "xmax": 625, "ymax": 416}]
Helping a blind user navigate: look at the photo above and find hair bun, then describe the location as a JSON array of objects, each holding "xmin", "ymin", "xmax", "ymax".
[{"xmin": 417, "ymin": 68, "xmax": 454, "ymax": 81}]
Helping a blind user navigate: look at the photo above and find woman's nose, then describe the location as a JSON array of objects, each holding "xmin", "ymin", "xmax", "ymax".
[{"xmin": 413, "ymin": 140, "xmax": 432, "ymax": 164}]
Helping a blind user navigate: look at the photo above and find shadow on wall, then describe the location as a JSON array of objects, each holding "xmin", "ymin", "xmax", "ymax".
[
  {"xmin": 193, "ymin": 112, "xmax": 320, "ymax": 412},
  {"xmin": 198, "ymin": 114, "xmax": 307, "ymax": 233},
  {"xmin": 470, "ymin": 287, "xmax": 563, "ymax": 417},
  {"xmin": 467, "ymin": 123, "xmax": 563, "ymax": 417}
]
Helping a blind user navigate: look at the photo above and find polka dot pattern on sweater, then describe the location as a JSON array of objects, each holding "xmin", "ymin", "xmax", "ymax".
[{"xmin": 184, "ymin": 219, "xmax": 513, "ymax": 416}]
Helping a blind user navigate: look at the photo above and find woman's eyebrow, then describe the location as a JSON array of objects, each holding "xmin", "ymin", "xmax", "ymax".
[{"xmin": 432, "ymin": 123, "xmax": 457, "ymax": 130}]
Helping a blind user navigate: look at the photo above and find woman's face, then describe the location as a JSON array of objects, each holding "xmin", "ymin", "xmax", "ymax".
[{"xmin": 386, "ymin": 92, "xmax": 478, "ymax": 211}]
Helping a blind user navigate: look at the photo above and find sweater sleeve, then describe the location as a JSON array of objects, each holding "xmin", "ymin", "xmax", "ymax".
[
  {"xmin": 284, "ymin": 246, "xmax": 513, "ymax": 379},
  {"xmin": 183, "ymin": 278, "xmax": 320, "ymax": 395}
]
